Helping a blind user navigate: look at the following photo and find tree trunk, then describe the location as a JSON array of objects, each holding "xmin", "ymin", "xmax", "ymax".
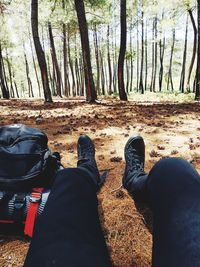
[
  {"xmin": 93, "ymin": 24, "xmax": 100, "ymax": 96},
  {"xmin": 79, "ymin": 55, "xmax": 85, "ymax": 96},
  {"xmin": 167, "ymin": 29, "xmax": 175, "ymax": 92},
  {"xmin": 67, "ymin": 25, "xmax": 76, "ymax": 97},
  {"xmin": 59, "ymin": 42, "xmax": 64, "ymax": 95},
  {"xmin": 136, "ymin": 18, "xmax": 139, "ymax": 92},
  {"xmin": 159, "ymin": 36, "xmax": 165, "ymax": 92},
  {"xmin": 118, "ymin": 0, "xmax": 128, "ymax": 101},
  {"xmin": 186, "ymin": 8, "xmax": 197, "ymax": 92},
  {"xmin": 0, "ymin": 43, "xmax": 9, "ymax": 99},
  {"xmin": 63, "ymin": 19, "xmax": 71, "ymax": 97},
  {"xmin": 46, "ymin": 55, "xmax": 54, "ymax": 96},
  {"xmin": 12, "ymin": 70, "xmax": 19, "ymax": 98},
  {"xmin": 196, "ymin": 0, "xmax": 200, "ymax": 100},
  {"xmin": 74, "ymin": 0, "xmax": 96, "ymax": 102},
  {"xmin": 75, "ymin": 56, "xmax": 80, "ymax": 96},
  {"xmin": 1, "ymin": 56, "xmax": 9, "ymax": 98},
  {"xmin": 113, "ymin": 26, "xmax": 117, "ymax": 94},
  {"xmin": 77, "ymin": 53, "xmax": 83, "ymax": 96},
  {"xmin": 126, "ymin": 58, "xmax": 130, "ymax": 93},
  {"xmin": 6, "ymin": 50, "xmax": 14, "ymax": 98},
  {"xmin": 179, "ymin": 15, "xmax": 188, "ymax": 93},
  {"xmin": 100, "ymin": 49, "xmax": 105, "ymax": 95},
  {"xmin": 2, "ymin": 52, "xmax": 9, "ymax": 95},
  {"xmin": 107, "ymin": 25, "xmax": 112, "ymax": 95},
  {"xmin": 24, "ymin": 49, "xmax": 34, "ymax": 98},
  {"xmin": 63, "ymin": 18, "xmax": 69, "ymax": 97},
  {"xmin": 150, "ymin": 19, "xmax": 155, "ymax": 92},
  {"xmin": 63, "ymin": 21, "xmax": 69, "ymax": 97},
  {"xmin": 74, "ymin": 34, "xmax": 79, "ymax": 97},
  {"xmin": 48, "ymin": 22, "xmax": 62, "ymax": 97},
  {"xmin": 152, "ymin": 16, "xmax": 158, "ymax": 92},
  {"xmin": 139, "ymin": 10, "xmax": 144, "ymax": 94},
  {"xmin": 29, "ymin": 28, "xmax": 41, "ymax": 97},
  {"xmin": 130, "ymin": 23, "xmax": 133, "ymax": 92},
  {"xmin": 158, "ymin": 12, "xmax": 165, "ymax": 93},
  {"xmin": 31, "ymin": 0, "xmax": 52, "ymax": 102},
  {"xmin": 145, "ymin": 19, "xmax": 148, "ymax": 91}
]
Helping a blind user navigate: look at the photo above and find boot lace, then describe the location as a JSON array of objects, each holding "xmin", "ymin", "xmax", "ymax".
[
  {"xmin": 127, "ymin": 147, "xmax": 144, "ymax": 173},
  {"xmin": 79, "ymin": 144, "xmax": 94, "ymax": 159}
]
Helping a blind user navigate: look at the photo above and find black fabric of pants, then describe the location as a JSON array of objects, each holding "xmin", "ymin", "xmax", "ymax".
[
  {"xmin": 24, "ymin": 168, "xmax": 112, "ymax": 267},
  {"xmin": 137, "ymin": 158, "xmax": 200, "ymax": 267},
  {"xmin": 24, "ymin": 158, "xmax": 200, "ymax": 267}
]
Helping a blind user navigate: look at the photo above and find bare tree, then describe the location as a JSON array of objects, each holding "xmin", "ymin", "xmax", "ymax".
[
  {"xmin": 31, "ymin": 0, "xmax": 52, "ymax": 102},
  {"xmin": 118, "ymin": 0, "xmax": 128, "ymax": 101},
  {"xmin": 186, "ymin": 8, "xmax": 197, "ymax": 92},
  {"xmin": 196, "ymin": 0, "xmax": 200, "ymax": 100},
  {"xmin": 0, "ymin": 42, "xmax": 9, "ymax": 99},
  {"xmin": 74, "ymin": 0, "xmax": 97, "ymax": 102}
]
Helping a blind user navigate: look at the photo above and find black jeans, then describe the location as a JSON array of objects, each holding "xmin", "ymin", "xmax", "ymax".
[
  {"xmin": 24, "ymin": 168, "xmax": 112, "ymax": 267},
  {"xmin": 146, "ymin": 158, "xmax": 200, "ymax": 267},
  {"xmin": 24, "ymin": 158, "xmax": 200, "ymax": 267}
]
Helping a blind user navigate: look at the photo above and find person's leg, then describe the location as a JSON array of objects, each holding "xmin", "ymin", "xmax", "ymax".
[
  {"xmin": 148, "ymin": 157, "xmax": 200, "ymax": 267},
  {"xmin": 123, "ymin": 136, "xmax": 200, "ymax": 267},
  {"xmin": 24, "ymin": 136, "xmax": 112, "ymax": 267}
]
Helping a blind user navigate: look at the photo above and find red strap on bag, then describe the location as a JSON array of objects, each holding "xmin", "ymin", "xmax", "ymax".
[{"xmin": 24, "ymin": 188, "xmax": 43, "ymax": 237}]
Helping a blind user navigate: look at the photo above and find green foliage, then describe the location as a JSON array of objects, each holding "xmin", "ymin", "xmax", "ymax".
[
  {"xmin": 87, "ymin": 0, "xmax": 107, "ymax": 8},
  {"xmin": 125, "ymin": 49, "xmax": 136, "ymax": 61}
]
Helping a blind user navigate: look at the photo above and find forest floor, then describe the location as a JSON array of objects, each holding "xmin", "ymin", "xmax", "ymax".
[{"xmin": 0, "ymin": 95, "xmax": 200, "ymax": 267}]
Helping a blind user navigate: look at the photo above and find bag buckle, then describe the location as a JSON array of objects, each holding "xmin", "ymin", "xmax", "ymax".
[
  {"xmin": 30, "ymin": 192, "xmax": 42, "ymax": 203},
  {"xmin": 14, "ymin": 194, "xmax": 26, "ymax": 210}
]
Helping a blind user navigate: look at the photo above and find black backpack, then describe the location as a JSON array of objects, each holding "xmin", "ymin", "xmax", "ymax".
[
  {"xmin": 0, "ymin": 124, "xmax": 63, "ymax": 237},
  {"xmin": 0, "ymin": 124, "xmax": 61, "ymax": 190}
]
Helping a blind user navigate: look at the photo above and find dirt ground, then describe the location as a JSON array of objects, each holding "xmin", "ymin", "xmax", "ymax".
[{"xmin": 0, "ymin": 97, "xmax": 200, "ymax": 267}]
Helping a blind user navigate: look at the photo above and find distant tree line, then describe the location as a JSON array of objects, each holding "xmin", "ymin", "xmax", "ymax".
[{"xmin": 0, "ymin": 0, "xmax": 200, "ymax": 102}]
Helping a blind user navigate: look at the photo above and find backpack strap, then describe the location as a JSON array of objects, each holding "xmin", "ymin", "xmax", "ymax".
[
  {"xmin": 13, "ymin": 193, "xmax": 26, "ymax": 222},
  {"xmin": 24, "ymin": 188, "xmax": 43, "ymax": 237}
]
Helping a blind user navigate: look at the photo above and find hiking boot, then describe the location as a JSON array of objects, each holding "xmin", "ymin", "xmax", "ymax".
[
  {"xmin": 123, "ymin": 136, "xmax": 148, "ymax": 201},
  {"xmin": 77, "ymin": 135, "xmax": 102, "ymax": 189}
]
